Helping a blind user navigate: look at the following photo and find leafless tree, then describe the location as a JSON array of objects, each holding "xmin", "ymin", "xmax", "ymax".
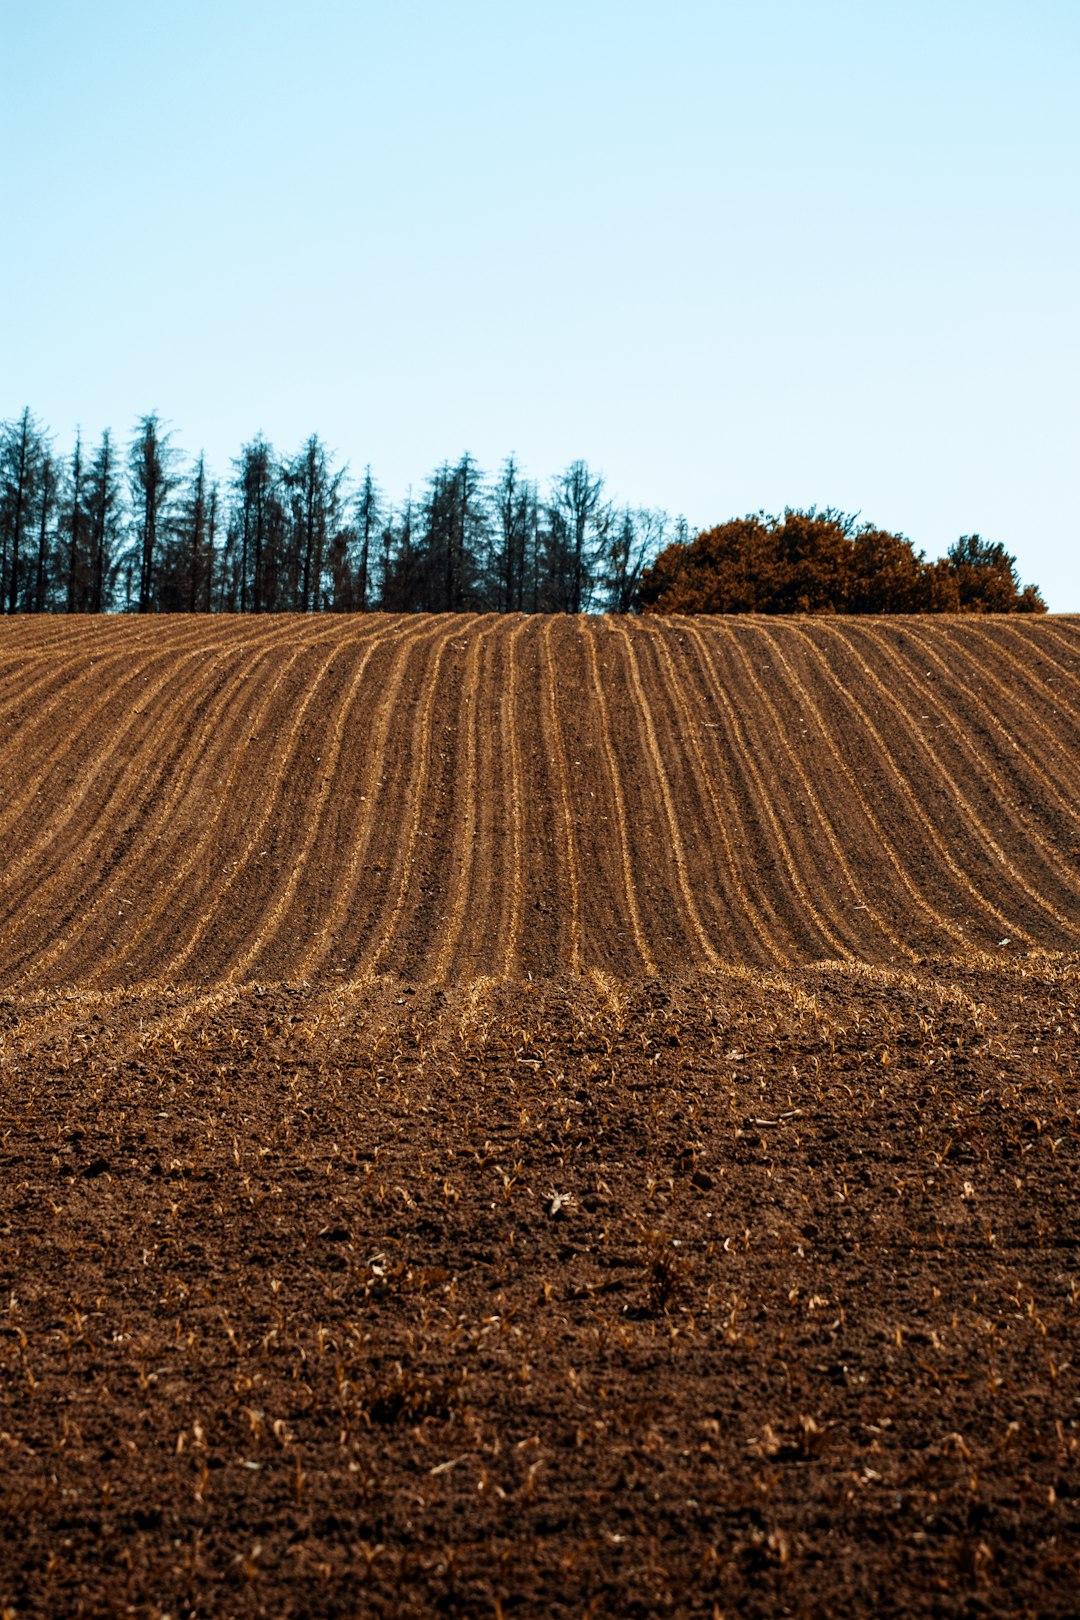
[
  {"xmin": 1, "ymin": 409, "xmax": 47, "ymax": 613},
  {"xmin": 548, "ymin": 459, "xmax": 608, "ymax": 613},
  {"xmin": 86, "ymin": 431, "xmax": 122, "ymax": 612},
  {"xmin": 129, "ymin": 414, "xmax": 178, "ymax": 612}
]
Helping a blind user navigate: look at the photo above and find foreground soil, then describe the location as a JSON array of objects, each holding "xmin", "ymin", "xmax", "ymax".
[{"xmin": 2, "ymin": 957, "xmax": 1077, "ymax": 1616}]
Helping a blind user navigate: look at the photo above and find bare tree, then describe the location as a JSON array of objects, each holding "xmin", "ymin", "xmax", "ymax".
[
  {"xmin": 86, "ymin": 431, "xmax": 122, "ymax": 613},
  {"xmin": 1, "ymin": 409, "xmax": 46, "ymax": 613},
  {"xmin": 492, "ymin": 456, "xmax": 538, "ymax": 613},
  {"xmin": 548, "ymin": 459, "xmax": 608, "ymax": 613},
  {"xmin": 286, "ymin": 436, "xmax": 347, "ymax": 612},
  {"xmin": 162, "ymin": 453, "xmax": 218, "ymax": 613},
  {"xmin": 203, "ymin": 482, "xmax": 219, "ymax": 611},
  {"xmin": 181, "ymin": 454, "xmax": 209, "ymax": 612},
  {"xmin": 378, "ymin": 492, "xmax": 417, "ymax": 611},
  {"xmin": 129, "ymin": 414, "xmax": 178, "ymax": 612},
  {"xmin": 603, "ymin": 507, "xmax": 668, "ymax": 613},
  {"xmin": 63, "ymin": 433, "xmax": 87, "ymax": 611},
  {"xmin": 355, "ymin": 466, "xmax": 382, "ymax": 611},
  {"xmin": 0, "ymin": 408, "xmax": 700, "ymax": 616},
  {"xmin": 232, "ymin": 437, "xmax": 274, "ymax": 613},
  {"xmin": 414, "ymin": 455, "xmax": 488, "ymax": 612},
  {"xmin": 32, "ymin": 452, "xmax": 59, "ymax": 611}
]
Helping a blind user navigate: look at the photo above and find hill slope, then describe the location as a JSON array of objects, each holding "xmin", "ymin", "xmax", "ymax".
[{"xmin": 1, "ymin": 613, "xmax": 1078, "ymax": 986}]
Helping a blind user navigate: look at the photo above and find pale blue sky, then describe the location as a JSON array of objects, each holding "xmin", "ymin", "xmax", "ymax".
[{"xmin": 4, "ymin": 0, "xmax": 1077, "ymax": 605}]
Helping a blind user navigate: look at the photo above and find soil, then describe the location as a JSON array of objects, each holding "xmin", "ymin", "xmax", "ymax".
[
  {"xmin": 1, "ymin": 961, "xmax": 1078, "ymax": 1616},
  {"xmin": 0, "ymin": 614, "xmax": 1078, "ymax": 1615},
  {"xmin": 0, "ymin": 614, "xmax": 1077, "ymax": 986}
]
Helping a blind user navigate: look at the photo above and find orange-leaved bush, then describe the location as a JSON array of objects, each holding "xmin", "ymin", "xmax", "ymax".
[{"xmin": 636, "ymin": 509, "xmax": 1045, "ymax": 615}]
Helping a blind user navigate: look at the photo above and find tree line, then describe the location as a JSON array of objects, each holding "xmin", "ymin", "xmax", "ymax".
[
  {"xmin": 0, "ymin": 409, "xmax": 664, "ymax": 616},
  {"xmin": 0, "ymin": 408, "xmax": 1045, "ymax": 615}
]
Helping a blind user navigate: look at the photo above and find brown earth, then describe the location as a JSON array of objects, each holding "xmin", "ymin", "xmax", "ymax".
[
  {"xmin": 0, "ymin": 614, "xmax": 1078, "ymax": 984},
  {"xmin": 0, "ymin": 616, "xmax": 1078, "ymax": 1616}
]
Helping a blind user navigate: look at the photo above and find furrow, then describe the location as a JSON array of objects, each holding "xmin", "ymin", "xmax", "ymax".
[
  {"xmin": 644, "ymin": 618, "xmax": 800, "ymax": 967},
  {"xmin": 224, "ymin": 619, "xmax": 417, "ymax": 983},
  {"xmin": 796, "ymin": 622, "xmax": 1037, "ymax": 946},
  {"xmin": 1, "ymin": 613, "xmax": 1075, "ymax": 987},
  {"xmin": 430, "ymin": 619, "xmax": 505, "ymax": 982},
  {"xmin": 895, "ymin": 621, "xmax": 1080, "ymax": 819},
  {"xmin": 856, "ymin": 621, "xmax": 1080, "ymax": 930},
  {"xmin": 709, "ymin": 621, "xmax": 875, "ymax": 959},
  {"xmin": 650, "ymin": 609, "xmax": 835, "ymax": 959},
  {"xmin": 456, "ymin": 622, "xmax": 527, "ymax": 979},
  {"xmin": 819, "ymin": 620, "xmax": 1078, "ymax": 938},
  {"xmin": 498, "ymin": 619, "xmax": 530, "ymax": 978},
  {"xmin": 504, "ymin": 621, "xmax": 565, "ymax": 975},
  {"xmin": 0, "ymin": 618, "xmax": 236, "ymax": 853},
  {"xmin": 93, "ymin": 620, "xmax": 356, "ymax": 985},
  {"xmin": 604, "ymin": 618, "xmax": 720, "ymax": 966},
  {"xmin": 0, "ymin": 616, "xmax": 164, "ymax": 709},
  {"xmin": 579, "ymin": 625, "xmax": 654, "ymax": 975},
  {"xmin": 154, "ymin": 622, "xmax": 381, "ymax": 984},
  {"xmin": 0, "ymin": 625, "xmax": 267, "ymax": 965},
  {"xmin": 749, "ymin": 621, "xmax": 955, "ymax": 958},
  {"xmin": 538, "ymin": 620, "xmax": 585, "ymax": 974},
  {"xmin": 936, "ymin": 621, "xmax": 1080, "ymax": 806},
  {"xmin": 7, "ymin": 620, "xmax": 301, "ymax": 985},
  {"xmin": 682, "ymin": 622, "xmax": 852, "ymax": 961},
  {"xmin": 0, "ymin": 630, "xmax": 138, "ymax": 740},
  {"xmin": 1007, "ymin": 620, "xmax": 1080, "ymax": 711},
  {"xmin": 294, "ymin": 618, "xmax": 449, "ymax": 981},
  {"xmin": 358, "ymin": 619, "xmax": 474, "ymax": 978}
]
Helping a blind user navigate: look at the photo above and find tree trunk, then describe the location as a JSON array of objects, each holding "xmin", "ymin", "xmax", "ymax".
[
  {"xmin": 68, "ymin": 436, "xmax": 83, "ymax": 613},
  {"xmin": 34, "ymin": 460, "xmax": 52, "ymax": 612},
  {"xmin": 6, "ymin": 412, "xmax": 30, "ymax": 614}
]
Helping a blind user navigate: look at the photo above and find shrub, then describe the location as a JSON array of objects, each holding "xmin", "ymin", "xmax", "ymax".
[{"xmin": 636, "ymin": 509, "xmax": 1045, "ymax": 615}]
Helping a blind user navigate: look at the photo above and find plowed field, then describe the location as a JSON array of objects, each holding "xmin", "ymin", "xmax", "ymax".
[
  {"xmin": 2, "ymin": 614, "xmax": 1079, "ymax": 984},
  {"xmin": 1, "ymin": 615, "xmax": 1079, "ymax": 1617}
]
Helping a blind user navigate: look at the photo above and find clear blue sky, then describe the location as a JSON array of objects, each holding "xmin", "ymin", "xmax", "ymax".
[{"xmin": 5, "ymin": 0, "xmax": 1077, "ymax": 606}]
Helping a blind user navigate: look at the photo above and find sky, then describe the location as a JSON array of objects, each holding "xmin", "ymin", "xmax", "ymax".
[{"xmin": 4, "ymin": 0, "xmax": 1078, "ymax": 607}]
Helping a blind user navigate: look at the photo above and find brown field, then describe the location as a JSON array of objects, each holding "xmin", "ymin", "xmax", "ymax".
[{"xmin": 1, "ymin": 614, "xmax": 1078, "ymax": 1616}]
